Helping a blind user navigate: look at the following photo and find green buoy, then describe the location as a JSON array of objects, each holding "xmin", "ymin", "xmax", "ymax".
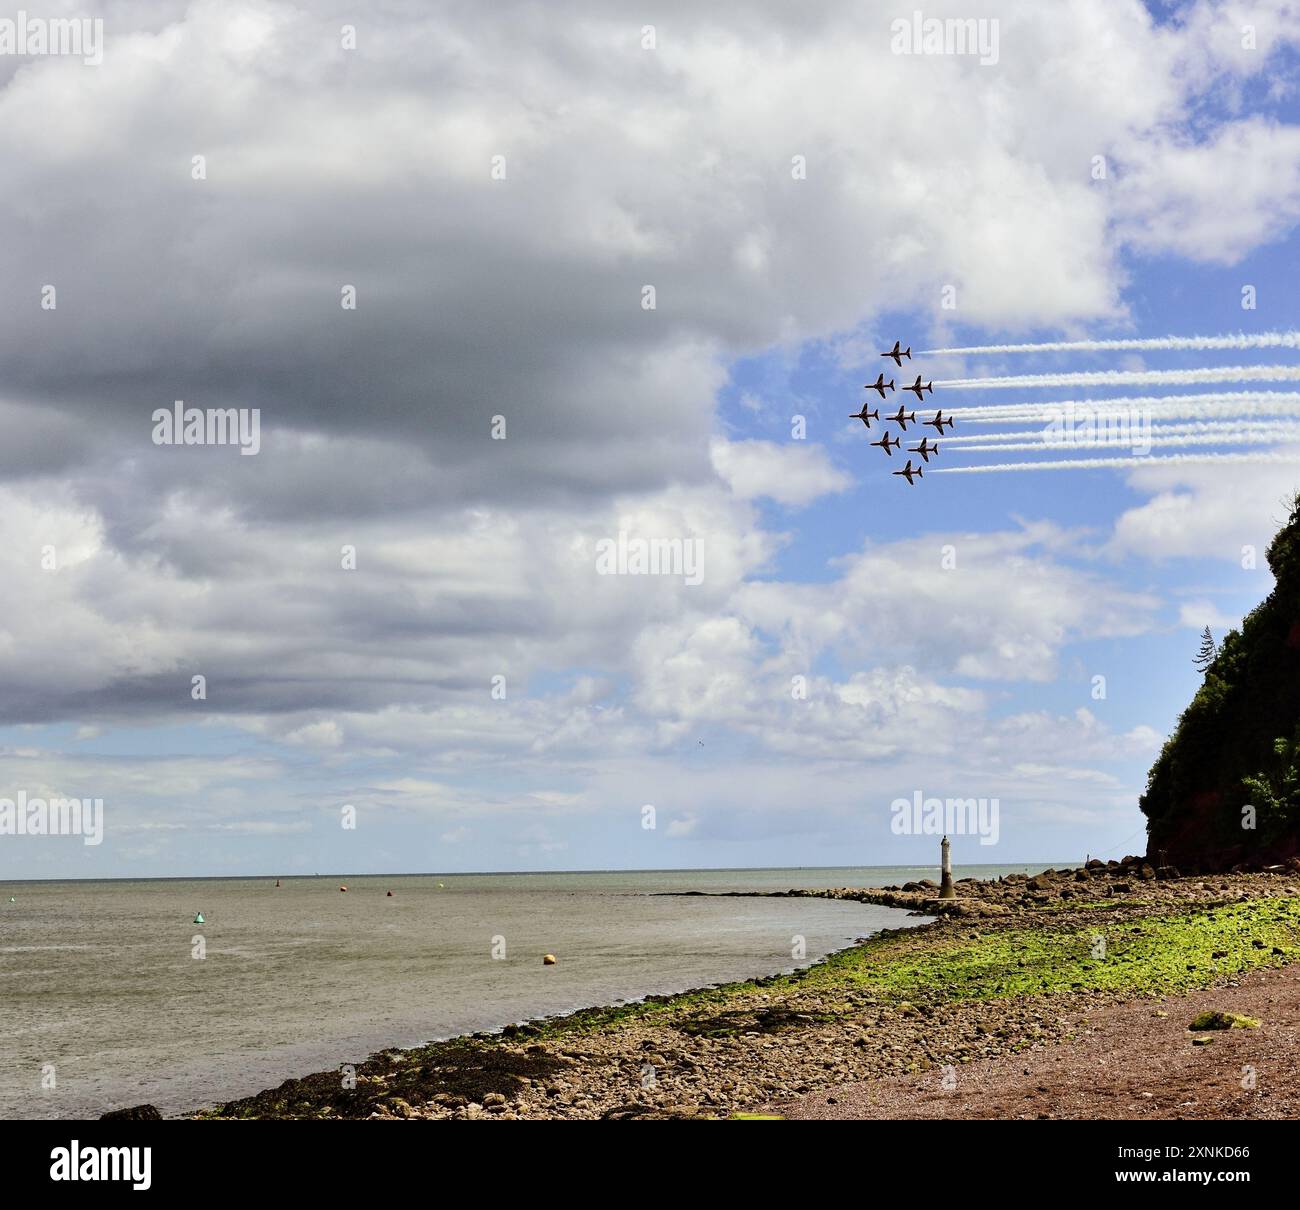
[{"xmin": 194, "ymin": 912, "xmax": 204, "ymax": 924}]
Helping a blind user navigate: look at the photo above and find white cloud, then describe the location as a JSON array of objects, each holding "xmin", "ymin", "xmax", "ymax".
[
  {"xmin": 738, "ymin": 525, "xmax": 1160, "ymax": 682},
  {"xmin": 1113, "ymin": 119, "xmax": 1300, "ymax": 263},
  {"xmin": 1178, "ymin": 600, "xmax": 1245, "ymax": 630},
  {"xmin": 1109, "ymin": 453, "xmax": 1300, "ymax": 562},
  {"xmin": 709, "ymin": 437, "xmax": 851, "ymax": 505}
]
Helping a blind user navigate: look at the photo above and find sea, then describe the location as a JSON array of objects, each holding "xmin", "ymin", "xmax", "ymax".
[{"xmin": 0, "ymin": 864, "xmax": 1042, "ymax": 1119}]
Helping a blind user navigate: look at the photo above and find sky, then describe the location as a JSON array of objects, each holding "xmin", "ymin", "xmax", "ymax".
[{"xmin": 3, "ymin": 0, "xmax": 1300, "ymax": 878}]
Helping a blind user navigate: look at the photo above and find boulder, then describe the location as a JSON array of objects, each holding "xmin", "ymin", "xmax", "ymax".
[
  {"xmin": 1188, "ymin": 1011, "xmax": 1260, "ymax": 1031},
  {"xmin": 100, "ymin": 1104, "xmax": 163, "ymax": 1121}
]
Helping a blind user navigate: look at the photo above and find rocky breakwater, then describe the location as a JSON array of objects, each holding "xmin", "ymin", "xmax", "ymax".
[{"xmin": 783, "ymin": 853, "xmax": 1300, "ymax": 920}]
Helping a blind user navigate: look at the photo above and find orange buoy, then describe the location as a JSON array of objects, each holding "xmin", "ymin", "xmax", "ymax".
[
  {"xmin": 542, "ymin": 953, "xmax": 557, "ymax": 965},
  {"xmin": 339, "ymin": 885, "xmax": 348, "ymax": 892}
]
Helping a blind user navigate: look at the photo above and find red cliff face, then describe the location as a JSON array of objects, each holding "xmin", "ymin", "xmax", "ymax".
[{"xmin": 1141, "ymin": 494, "xmax": 1300, "ymax": 873}]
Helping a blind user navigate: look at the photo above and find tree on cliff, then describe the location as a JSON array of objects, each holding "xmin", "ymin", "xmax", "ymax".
[
  {"xmin": 1241, "ymin": 732, "xmax": 1300, "ymax": 840},
  {"xmin": 1141, "ymin": 492, "xmax": 1300, "ymax": 871},
  {"xmin": 1194, "ymin": 626, "xmax": 1217, "ymax": 672}
]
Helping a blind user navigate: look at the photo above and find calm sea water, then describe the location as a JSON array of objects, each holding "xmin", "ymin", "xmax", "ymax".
[{"xmin": 0, "ymin": 864, "xmax": 1038, "ymax": 1119}]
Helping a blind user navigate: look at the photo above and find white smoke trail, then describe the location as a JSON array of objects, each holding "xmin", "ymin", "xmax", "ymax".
[
  {"xmin": 933, "ymin": 451, "xmax": 1300, "ymax": 474},
  {"xmin": 947, "ymin": 390, "xmax": 1300, "ymax": 421},
  {"xmin": 964, "ymin": 402, "xmax": 1300, "ymax": 425},
  {"xmin": 950, "ymin": 428, "xmax": 1300, "ymax": 453},
  {"xmin": 920, "ymin": 331, "xmax": 1300, "ymax": 356},
  {"xmin": 942, "ymin": 420, "xmax": 1300, "ymax": 444},
  {"xmin": 937, "ymin": 365, "xmax": 1300, "ymax": 391}
]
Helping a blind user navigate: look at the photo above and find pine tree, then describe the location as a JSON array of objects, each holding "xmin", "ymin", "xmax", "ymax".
[{"xmin": 1194, "ymin": 625, "xmax": 1217, "ymax": 673}]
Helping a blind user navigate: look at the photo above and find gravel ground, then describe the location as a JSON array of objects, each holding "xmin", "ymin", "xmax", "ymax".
[{"xmin": 775, "ymin": 962, "xmax": 1300, "ymax": 1120}]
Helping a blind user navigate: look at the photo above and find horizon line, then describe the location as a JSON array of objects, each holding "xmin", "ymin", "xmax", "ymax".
[{"xmin": 0, "ymin": 858, "xmax": 1090, "ymax": 886}]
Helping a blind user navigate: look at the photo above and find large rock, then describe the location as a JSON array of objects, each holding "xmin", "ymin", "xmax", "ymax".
[
  {"xmin": 100, "ymin": 1104, "xmax": 163, "ymax": 1121},
  {"xmin": 1188, "ymin": 1011, "xmax": 1260, "ymax": 1031}
]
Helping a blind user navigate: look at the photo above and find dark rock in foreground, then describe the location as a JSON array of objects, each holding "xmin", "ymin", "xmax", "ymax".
[{"xmin": 100, "ymin": 1104, "xmax": 163, "ymax": 1121}]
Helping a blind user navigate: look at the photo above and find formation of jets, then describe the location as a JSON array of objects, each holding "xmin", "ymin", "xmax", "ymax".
[{"xmin": 850, "ymin": 342, "xmax": 954, "ymax": 484}]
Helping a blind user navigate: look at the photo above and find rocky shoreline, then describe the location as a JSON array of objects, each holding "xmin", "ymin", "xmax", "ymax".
[{"xmin": 166, "ymin": 859, "xmax": 1300, "ymax": 1121}]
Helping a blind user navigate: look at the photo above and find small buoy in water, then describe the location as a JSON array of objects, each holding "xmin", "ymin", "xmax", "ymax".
[
  {"xmin": 339, "ymin": 885, "xmax": 348, "ymax": 893},
  {"xmin": 542, "ymin": 953, "xmax": 557, "ymax": 965},
  {"xmin": 437, "ymin": 882, "xmax": 445, "ymax": 888},
  {"xmin": 8, "ymin": 896, "xmax": 14, "ymax": 903},
  {"xmin": 275, "ymin": 879, "xmax": 281, "ymax": 888},
  {"xmin": 386, "ymin": 890, "xmax": 394, "ymax": 897},
  {"xmin": 194, "ymin": 912, "xmax": 204, "ymax": 924}
]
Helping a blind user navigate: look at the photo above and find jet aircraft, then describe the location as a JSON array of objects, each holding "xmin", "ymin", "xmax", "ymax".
[
  {"xmin": 903, "ymin": 375, "xmax": 933, "ymax": 402},
  {"xmin": 892, "ymin": 459, "xmax": 923, "ymax": 485},
  {"xmin": 881, "ymin": 341, "xmax": 912, "ymax": 367},
  {"xmin": 864, "ymin": 372, "xmax": 895, "ymax": 399}
]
